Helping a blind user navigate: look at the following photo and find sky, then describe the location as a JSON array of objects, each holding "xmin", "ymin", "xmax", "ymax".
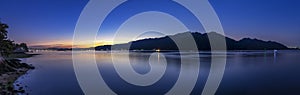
[{"xmin": 0, "ymin": 0, "xmax": 299, "ymax": 48}]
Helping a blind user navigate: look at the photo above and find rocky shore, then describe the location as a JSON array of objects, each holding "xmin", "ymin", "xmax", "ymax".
[{"xmin": 0, "ymin": 58, "xmax": 34, "ymax": 94}]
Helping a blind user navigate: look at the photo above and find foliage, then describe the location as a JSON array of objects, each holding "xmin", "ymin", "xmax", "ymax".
[
  {"xmin": 0, "ymin": 21, "xmax": 8, "ymax": 40},
  {"xmin": 0, "ymin": 21, "xmax": 14, "ymax": 56},
  {"xmin": 0, "ymin": 21, "xmax": 28, "ymax": 57},
  {"xmin": 14, "ymin": 43, "xmax": 29, "ymax": 52},
  {"xmin": 0, "ymin": 40, "xmax": 14, "ymax": 57},
  {"xmin": 96, "ymin": 32, "xmax": 289, "ymax": 51}
]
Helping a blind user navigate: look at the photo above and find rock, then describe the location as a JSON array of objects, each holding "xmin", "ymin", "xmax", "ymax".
[{"xmin": 19, "ymin": 87, "xmax": 23, "ymax": 90}]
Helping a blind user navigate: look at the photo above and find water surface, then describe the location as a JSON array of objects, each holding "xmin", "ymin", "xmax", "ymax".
[{"xmin": 16, "ymin": 50, "xmax": 300, "ymax": 95}]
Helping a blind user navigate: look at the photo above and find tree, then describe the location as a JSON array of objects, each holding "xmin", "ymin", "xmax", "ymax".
[
  {"xmin": 0, "ymin": 40, "xmax": 14, "ymax": 56},
  {"xmin": 20, "ymin": 43, "xmax": 29, "ymax": 52},
  {"xmin": 0, "ymin": 21, "xmax": 14, "ymax": 57},
  {"xmin": 0, "ymin": 21, "xmax": 9, "ymax": 41},
  {"xmin": 14, "ymin": 43, "xmax": 29, "ymax": 52}
]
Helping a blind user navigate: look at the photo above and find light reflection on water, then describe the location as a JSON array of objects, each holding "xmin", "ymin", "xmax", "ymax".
[{"xmin": 15, "ymin": 50, "xmax": 300, "ymax": 95}]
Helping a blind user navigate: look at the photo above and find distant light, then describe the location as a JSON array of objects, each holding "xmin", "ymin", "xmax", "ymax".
[{"xmin": 156, "ymin": 49, "xmax": 160, "ymax": 52}]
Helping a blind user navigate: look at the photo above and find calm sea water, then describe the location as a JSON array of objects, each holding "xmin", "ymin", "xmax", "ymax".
[{"xmin": 16, "ymin": 50, "xmax": 300, "ymax": 95}]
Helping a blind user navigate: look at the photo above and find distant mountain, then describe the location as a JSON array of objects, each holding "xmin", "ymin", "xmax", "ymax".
[{"xmin": 95, "ymin": 32, "xmax": 288, "ymax": 51}]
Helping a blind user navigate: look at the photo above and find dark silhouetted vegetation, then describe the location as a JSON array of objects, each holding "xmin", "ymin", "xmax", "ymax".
[
  {"xmin": 95, "ymin": 32, "xmax": 288, "ymax": 51},
  {"xmin": 0, "ymin": 21, "xmax": 14, "ymax": 56},
  {"xmin": 0, "ymin": 20, "xmax": 34, "ymax": 94},
  {"xmin": 0, "ymin": 21, "xmax": 29, "ymax": 57}
]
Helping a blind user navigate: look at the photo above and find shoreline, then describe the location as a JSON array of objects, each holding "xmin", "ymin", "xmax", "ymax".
[
  {"xmin": 0, "ymin": 68, "xmax": 31, "ymax": 94},
  {"xmin": 0, "ymin": 54, "xmax": 36, "ymax": 94}
]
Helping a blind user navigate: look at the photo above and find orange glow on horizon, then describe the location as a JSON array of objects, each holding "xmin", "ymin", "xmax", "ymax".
[{"xmin": 29, "ymin": 40, "xmax": 114, "ymax": 48}]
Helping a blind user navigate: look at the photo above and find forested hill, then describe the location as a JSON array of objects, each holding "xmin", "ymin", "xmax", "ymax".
[{"xmin": 95, "ymin": 32, "xmax": 288, "ymax": 51}]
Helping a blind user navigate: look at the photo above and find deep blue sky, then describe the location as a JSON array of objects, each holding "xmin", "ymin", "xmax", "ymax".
[{"xmin": 0, "ymin": 0, "xmax": 299, "ymax": 47}]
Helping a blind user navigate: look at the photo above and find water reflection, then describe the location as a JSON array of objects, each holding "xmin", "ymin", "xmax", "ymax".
[
  {"xmin": 273, "ymin": 50, "xmax": 277, "ymax": 64},
  {"xmin": 14, "ymin": 50, "xmax": 300, "ymax": 95}
]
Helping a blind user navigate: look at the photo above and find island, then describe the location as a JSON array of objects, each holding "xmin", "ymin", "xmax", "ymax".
[{"xmin": 95, "ymin": 32, "xmax": 289, "ymax": 51}]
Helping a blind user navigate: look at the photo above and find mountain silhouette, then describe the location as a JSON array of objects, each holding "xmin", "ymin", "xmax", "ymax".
[{"xmin": 95, "ymin": 32, "xmax": 288, "ymax": 51}]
